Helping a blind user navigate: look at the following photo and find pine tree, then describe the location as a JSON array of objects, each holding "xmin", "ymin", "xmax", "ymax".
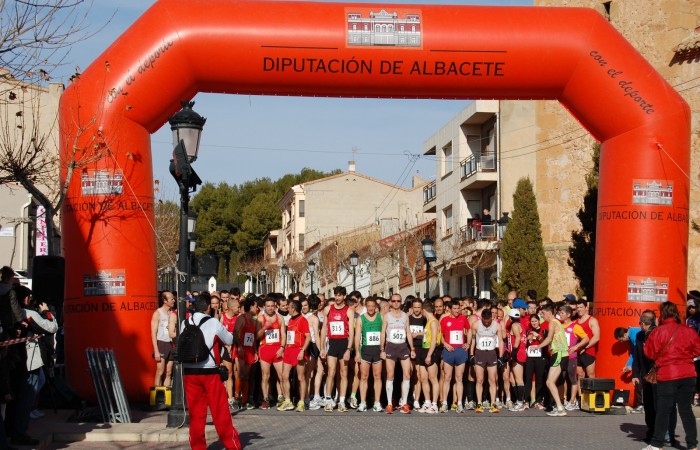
[
  {"xmin": 568, "ymin": 143, "xmax": 600, "ymax": 300},
  {"xmin": 494, "ymin": 177, "xmax": 548, "ymax": 299}
]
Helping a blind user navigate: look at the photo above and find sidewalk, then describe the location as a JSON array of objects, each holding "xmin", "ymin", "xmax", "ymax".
[{"xmin": 21, "ymin": 407, "xmax": 219, "ymax": 450}]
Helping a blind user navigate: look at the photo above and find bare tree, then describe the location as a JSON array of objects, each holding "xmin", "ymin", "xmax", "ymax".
[{"xmin": 0, "ymin": 0, "xmax": 95, "ymax": 87}]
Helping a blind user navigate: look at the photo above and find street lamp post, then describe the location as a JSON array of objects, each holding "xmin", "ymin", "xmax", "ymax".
[
  {"xmin": 422, "ymin": 236, "xmax": 436, "ymax": 299},
  {"xmin": 349, "ymin": 250, "xmax": 359, "ymax": 292},
  {"xmin": 260, "ymin": 267, "xmax": 267, "ymax": 295},
  {"xmin": 281, "ymin": 264, "xmax": 288, "ymax": 296},
  {"xmin": 167, "ymin": 101, "xmax": 205, "ymax": 429},
  {"xmin": 308, "ymin": 260, "xmax": 316, "ymax": 294}
]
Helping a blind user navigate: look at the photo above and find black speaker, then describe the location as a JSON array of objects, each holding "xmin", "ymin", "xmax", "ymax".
[{"xmin": 32, "ymin": 255, "xmax": 65, "ymax": 307}]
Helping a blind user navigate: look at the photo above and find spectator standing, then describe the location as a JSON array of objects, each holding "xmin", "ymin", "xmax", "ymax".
[
  {"xmin": 181, "ymin": 296, "xmax": 241, "ymax": 450},
  {"xmin": 151, "ymin": 291, "xmax": 176, "ymax": 387},
  {"xmin": 643, "ymin": 301, "xmax": 700, "ymax": 450}
]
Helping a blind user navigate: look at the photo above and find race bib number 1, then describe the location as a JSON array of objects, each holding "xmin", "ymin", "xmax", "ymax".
[
  {"xmin": 265, "ymin": 329, "xmax": 280, "ymax": 343},
  {"xmin": 450, "ymin": 330, "xmax": 464, "ymax": 345},
  {"xmin": 243, "ymin": 332, "xmax": 254, "ymax": 347},
  {"xmin": 330, "ymin": 322, "xmax": 345, "ymax": 336},
  {"xmin": 366, "ymin": 331, "xmax": 380, "ymax": 346}
]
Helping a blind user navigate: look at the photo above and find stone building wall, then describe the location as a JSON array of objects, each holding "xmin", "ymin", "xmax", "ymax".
[{"xmin": 534, "ymin": 0, "xmax": 700, "ymax": 297}]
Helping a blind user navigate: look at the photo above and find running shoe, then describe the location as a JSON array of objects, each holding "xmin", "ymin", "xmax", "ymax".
[
  {"xmin": 482, "ymin": 400, "xmax": 490, "ymax": 409},
  {"xmin": 456, "ymin": 403, "xmax": 464, "ymax": 413},
  {"xmin": 489, "ymin": 404, "xmax": 501, "ymax": 414},
  {"xmin": 640, "ymin": 446, "xmax": 661, "ymax": 450},
  {"xmin": 228, "ymin": 399, "xmax": 236, "ymax": 414},
  {"xmin": 475, "ymin": 404, "xmax": 484, "ymax": 413},
  {"xmin": 260, "ymin": 400, "xmax": 270, "ymax": 410},
  {"xmin": 465, "ymin": 401, "xmax": 476, "ymax": 410},
  {"xmin": 414, "ymin": 400, "xmax": 421, "ymax": 410},
  {"xmin": 439, "ymin": 402, "xmax": 449, "ymax": 413},
  {"xmin": 565, "ymin": 401, "xmax": 580, "ymax": 411},
  {"xmin": 324, "ymin": 400, "xmax": 335, "ymax": 412},
  {"xmin": 309, "ymin": 397, "xmax": 323, "ymax": 410},
  {"xmin": 295, "ymin": 401, "xmax": 306, "ymax": 412},
  {"xmin": 631, "ymin": 405, "xmax": 644, "ymax": 414},
  {"xmin": 245, "ymin": 402, "xmax": 255, "ymax": 410},
  {"xmin": 338, "ymin": 402, "xmax": 348, "ymax": 413},
  {"xmin": 277, "ymin": 399, "xmax": 294, "ymax": 411},
  {"xmin": 386, "ymin": 404, "xmax": 394, "ymax": 414},
  {"xmin": 505, "ymin": 399, "xmax": 514, "ymax": 409},
  {"xmin": 495, "ymin": 399, "xmax": 502, "ymax": 409},
  {"xmin": 349, "ymin": 397, "xmax": 358, "ymax": 409},
  {"xmin": 451, "ymin": 402, "xmax": 458, "ymax": 411},
  {"xmin": 534, "ymin": 402, "xmax": 545, "ymax": 410},
  {"xmin": 277, "ymin": 395, "xmax": 285, "ymax": 408},
  {"xmin": 418, "ymin": 403, "xmax": 430, "ymax": 413},
  {"xmin": 509, "ymin": 402, "xmax": 525, "ymax": 412},
  {"xmin": 372, "ymin": 403, "xmax": 383, "ymax": 412},
  {"xmin": 426, "ymin": 405, "xmax": 438, "ymax": 414},
  {"xmin": 357, "ymin": 403, "xmax": 367, "ymax": 412},
  {"xmin": 546, "ymin": 407, "xmax": 567, "ymax": 417},
  {"xmin": 400, "ymin": 404, "xmax": 411, "ymax": 414}
]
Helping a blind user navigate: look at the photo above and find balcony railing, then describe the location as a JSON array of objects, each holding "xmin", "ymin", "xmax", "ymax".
[
  {"xmin": 460, "ymin": 221, "xmax": 506, "ymax": 243},
  {"xmin": 459, "ymin": 153, "xmax": 496, "ymax": 180},
  {"xmin": 423, "ymin": 180, "xmax": 436, "ymax": 204}
]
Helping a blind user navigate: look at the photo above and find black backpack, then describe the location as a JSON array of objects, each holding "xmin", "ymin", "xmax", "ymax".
[{"xmin": 176, "ymin": 316, "xmax": 212, "ymax": 363}]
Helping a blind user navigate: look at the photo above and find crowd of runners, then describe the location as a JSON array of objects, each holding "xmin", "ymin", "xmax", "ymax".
[{"xmin": 155, "ymin": 286, "xmax": 607, "ymax": 418}]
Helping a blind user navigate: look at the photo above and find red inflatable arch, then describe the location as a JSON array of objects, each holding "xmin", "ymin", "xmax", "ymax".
[{"xmin": 59, "ymin": 0, "xmax": 690, "ymax": 401}]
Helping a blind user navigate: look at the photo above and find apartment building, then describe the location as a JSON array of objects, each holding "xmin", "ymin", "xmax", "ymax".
[
  {"xmin": 423, "ymin": 100, "xmax": 537, "ymax": 298},
  {"xmin": 0, "ymin": 72, "xmax": 63, "ymax": 273}
]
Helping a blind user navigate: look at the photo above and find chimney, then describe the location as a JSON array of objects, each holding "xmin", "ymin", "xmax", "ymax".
[{"xmin": 348, "ymin": 160, "xmax": 356, "ymax": 173}]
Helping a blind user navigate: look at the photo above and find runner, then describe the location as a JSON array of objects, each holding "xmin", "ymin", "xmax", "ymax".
[
  {"xmin": 576, "ymin": 298, "xmax": 600, "ymax": 379},
  {"xmin": 319, "ymin": 286, "xmax": 355, "ymax": 412},
  {"xmin": 302, "ymin": 295, "xmax": 322, "ymax": 409},
  {"xmin": 416, "ymin": 302, "xmax": 439, "ymax": 413},
  {"xmin": 507, "ymin": 308, "xmax": 527, "ymax": 412},
  {"xmin": 232, "ymin": 296, "xmax": 259, "ymax": 409},
  {"xmin": 530, "ymin": 304, "xmax": 569, "ymax": 416},
  {"xmin": 409, "ymin": 298, "xmax": 428, "ymax": 411},
  {"xmin": 439, "ymin": 300, "xmax": 471, "ymax": 413},
  {"xmin": 381, "ymin": 294, "xmax": 415, "ymax": 414},
  {"xmin": 470, "ymin": 308, "xmax": 505, "ymax": 413},
  {"xmin": 354, "ymin": 296, "xmax": 383, "ymax": 412},
  {"xmin": 279, "ymin": 300, "xmax": 310, "ymax": 412},
  {"xmin": 559, "ymin": 304, "xmax": 589, "ymax": 410},
  {"xmin": 256, "ymin": 297, "xmax": 286, "ymax": 410},
  {"xmin": 221, "ymin": 297, "xmax": 240, "ymax": 411}
]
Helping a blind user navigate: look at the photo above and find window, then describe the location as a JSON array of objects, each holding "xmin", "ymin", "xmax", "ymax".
[
  {"xmin": 298, "ymin": 200, "xmax": 305, "ymax": 218},
  {"xmin": 444, "ymin": 205, "xmax": 453, "ymax": 235},
  {"xmin": 443, "ymin": 143, "xmax": 453, "ymax": 176},
  {"xmin": 298, "ymin": 233, "xmax": 305, "ymax": 251}
]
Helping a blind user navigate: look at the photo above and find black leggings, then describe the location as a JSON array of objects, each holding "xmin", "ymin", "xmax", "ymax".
[{"xmin": 524, "ymin": 356, "xmax": 547, "ymax": 405}]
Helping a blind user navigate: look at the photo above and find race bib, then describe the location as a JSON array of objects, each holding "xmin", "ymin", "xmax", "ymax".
[
  {"xmin": 450, "ymin": 330, "xmax": 464, "ymax": 345},
  {"xmin": 565, "ymin": 331, "xmax": 573, "ymax": 347},
  {"xmin": 477, "ymin": 336, "xmax": 496, "ymax": 351},
  {"xmin": 330, "ymin": 322, "xmax": 345, "ymax": 336},
  {"xmin": 366, "ymin": 331, "xmax": 380, "ymax": 346},
  {"xmin": 243, "ymin": 332, "xmax": 254, "ymax": 347},
  {"xmin": 527, "ymin": 346, "xmax": 542, "ymax": 357},
  {"xmin": 265, "ymin": 328, "xmax": 280, "ymax": 343},
  {"xmin": 287, "ymin": 330, "xmax": 295, "ymax": 345},
  {"xmin": 410, "ymin": 325, "xmax": 423, "ymax": 335},
  {"xmin": 389, "ymin": 328, "xmax": 406, "ymax": 344}
]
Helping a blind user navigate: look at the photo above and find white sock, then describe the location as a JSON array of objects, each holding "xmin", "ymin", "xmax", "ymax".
[
  {"xmin": 401, "ymin": 380, "xmax": 410, "ymax": 406},
  {"xmin": 339, "ymin": 396, "xmax": 345, "ymax": 405},
  {"xmin": 386, "ymin": 380, "xmax": 394, "ymax": 404}
]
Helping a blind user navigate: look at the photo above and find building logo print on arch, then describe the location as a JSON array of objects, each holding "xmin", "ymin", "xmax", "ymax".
[{"xmin": 262, "ymin": 7, "xmax": 506, "ymax": 78}]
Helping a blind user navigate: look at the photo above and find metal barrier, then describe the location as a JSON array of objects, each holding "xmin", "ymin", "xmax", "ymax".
[{"xmin": 85, "ymin": 348, "xmax": 132, "ymax": 423}]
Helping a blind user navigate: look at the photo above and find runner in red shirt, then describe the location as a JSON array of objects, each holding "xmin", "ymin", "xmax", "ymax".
[
  {"xmin": 576, "ymin": 298, "xmax": 600, "ymax": 379},
  {"xmin": 279, "ymin": 300, "xmax": 310, "ymax": 412},
  {"xmin": 233, "ymin": 296, "xmax": 259, "ymax": 410},
  {"xmin": 320, "ymin": 286, "xmax": 355, "ymax": 412},
  {"xmin": 439, "ymin": 301, "xmax": 471, "ymax": 413},
  {"xmin": 220, "ymin": 297, "xmax": 240, "ymax": 411},
  {"xmin": 256, "ymin": 297, "xmax": 286, "ymax": 410}
]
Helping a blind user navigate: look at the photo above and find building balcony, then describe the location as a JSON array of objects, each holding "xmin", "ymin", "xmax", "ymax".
[
  {"xmin": 423, "ymin": 180, "xmax": 436, "ymax": 213},
  {"xmin": 459, "ymin": 154, "xmax": 497, "ymax": 190}
]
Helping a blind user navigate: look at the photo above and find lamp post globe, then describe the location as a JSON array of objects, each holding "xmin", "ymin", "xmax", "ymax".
[
  {"xmin": 349, "ymin": 250, "xmax": 359, "ymax": 292},
  {"xmin": 260, "ymin": 267, "xmax": 267, "ymax": 294},
  {"xmin": 421, "ymin": 236, "xmax": 436, "ymax": 299},
  {"xmin": 169, "ymin": 101, "xmax": 206, "ymax": 162}
]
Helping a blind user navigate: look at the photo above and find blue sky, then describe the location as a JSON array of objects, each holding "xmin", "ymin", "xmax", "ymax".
[{"xmin": 58, "ymin": 0, "xmax": 533, "ymax": 198}]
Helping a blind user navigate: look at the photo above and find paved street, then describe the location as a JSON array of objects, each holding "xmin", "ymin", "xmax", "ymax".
[{"xmin": 40, "ymin": 407, "xmax": 664, "ymax": 450}]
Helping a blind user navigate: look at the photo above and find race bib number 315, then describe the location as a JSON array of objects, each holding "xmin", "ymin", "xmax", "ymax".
[{"xmin": 330, "ymin": 322, "xmax": 345, "ymax": 336}]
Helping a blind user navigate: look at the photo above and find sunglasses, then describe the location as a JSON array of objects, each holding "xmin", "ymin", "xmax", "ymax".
[{"xmin": 390, "ymin": 300, "xmax": 401, "ymax": 303}]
